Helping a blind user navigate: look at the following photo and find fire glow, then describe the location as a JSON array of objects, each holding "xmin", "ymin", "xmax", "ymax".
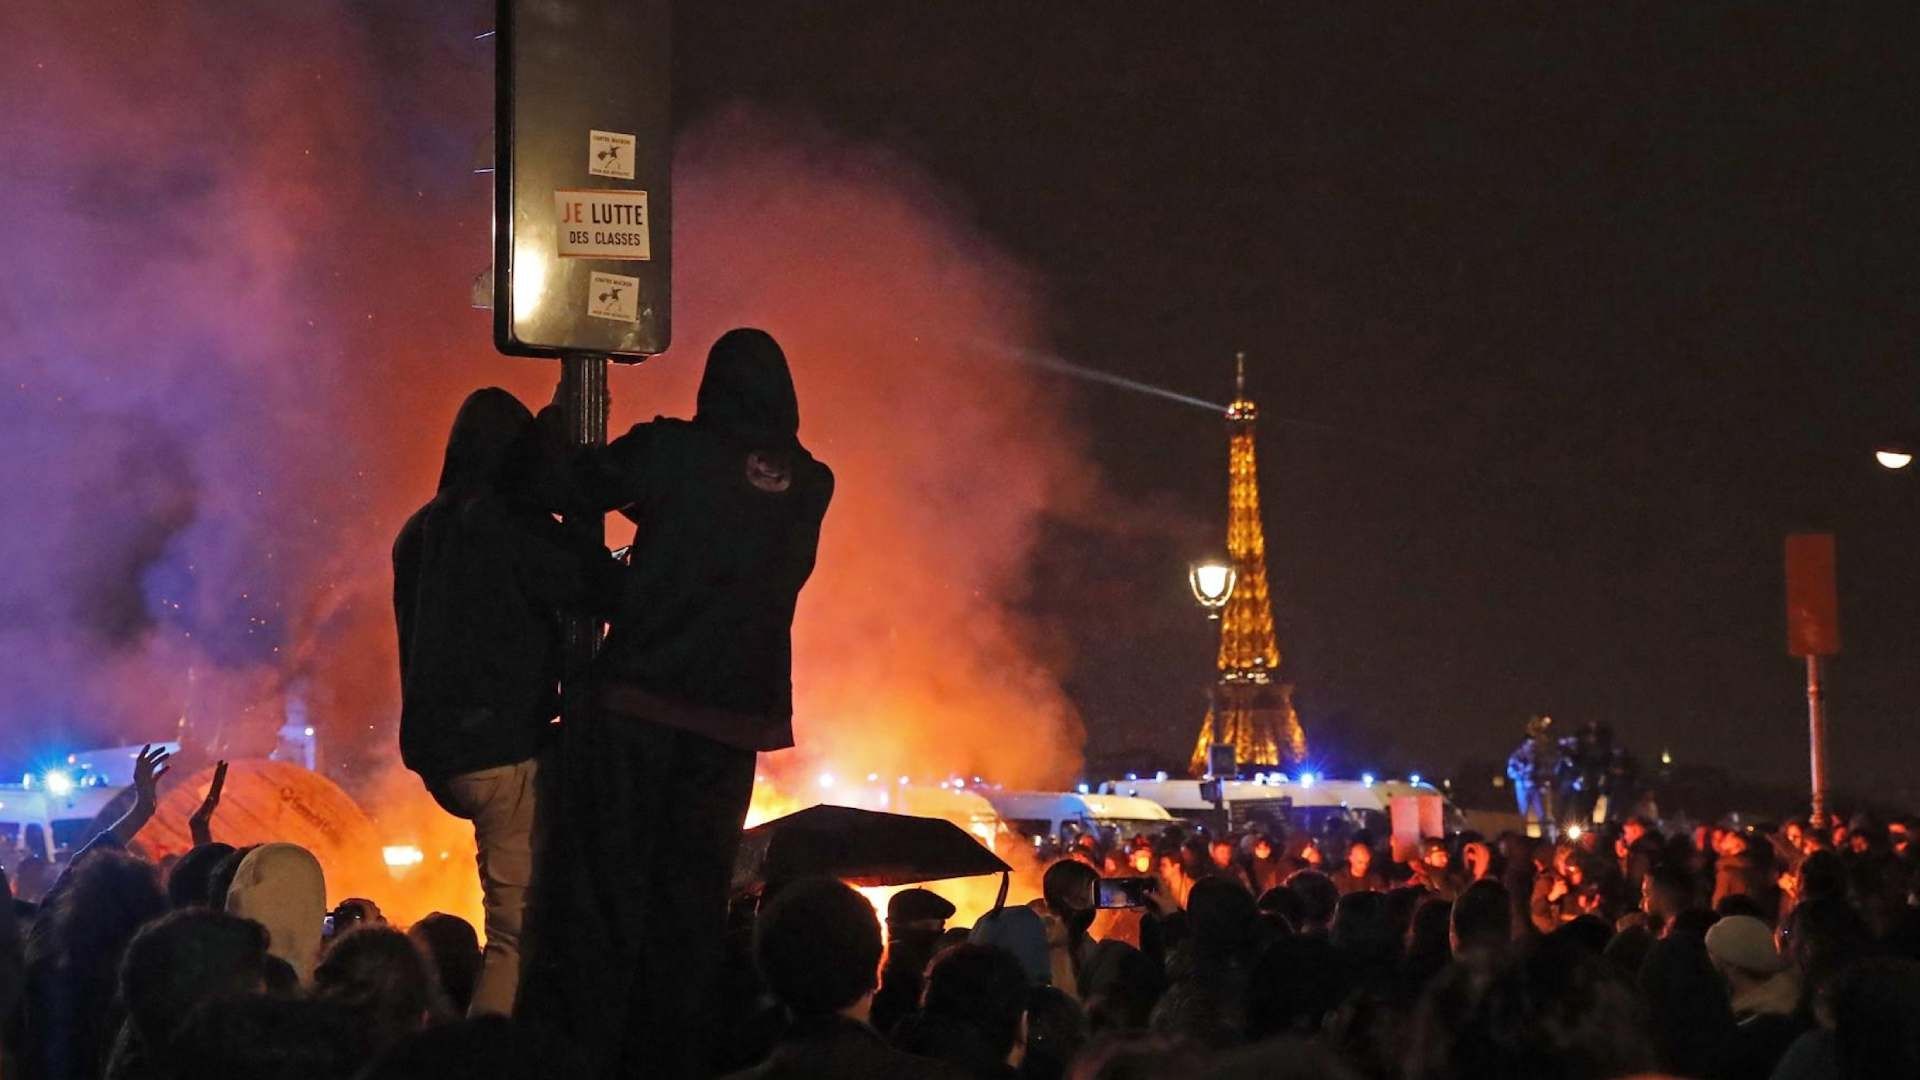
[{"xmin": 1, "ymin": 7, "xmax": 1090, "ymax": 926}]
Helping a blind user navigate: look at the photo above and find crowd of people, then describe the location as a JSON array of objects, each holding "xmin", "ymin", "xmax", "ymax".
[
  {"xmin": 5, "ymin": 738, "xmax": 1919, "ymax": 1078},
  {"xmin": 8, "ymin": 328, "xmax": 1913, "ymax": 1078}
]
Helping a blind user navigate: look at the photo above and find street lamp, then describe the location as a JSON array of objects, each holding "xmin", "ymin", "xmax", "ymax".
[
  {"xmin": 1189, "ymin": 560, "xmax": 1237, "ymax": 619},
  {"xmin": 1874, "ymin": 445, "xmax": 1913, "ymax": 471}
]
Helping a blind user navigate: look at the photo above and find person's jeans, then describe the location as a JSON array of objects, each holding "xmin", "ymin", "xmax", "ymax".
[{"xmin": 434, "ymin": 758, "xmax": 539, "ymax": 1017}]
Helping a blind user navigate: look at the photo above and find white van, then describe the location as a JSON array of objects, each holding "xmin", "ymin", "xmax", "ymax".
[
  {"xmin": 0, "ymin": 744, "xmax": 174, "ymax": 863},
  {"xmin": 983, "ymin": 790, "xmax": 1175, "ymax": 846},
  {"xmin": 1097, "ymin": 774, "xmax": 1459, "ymax": 840}
]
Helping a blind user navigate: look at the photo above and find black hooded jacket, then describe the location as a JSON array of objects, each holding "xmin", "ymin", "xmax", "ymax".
[
  {"xmin": 393, "ymin": 388, "xmax": 616, "ymax": 787},
  {"xmin": 552, "ymin": 328, "xmax": 833, "ymax": 751}
]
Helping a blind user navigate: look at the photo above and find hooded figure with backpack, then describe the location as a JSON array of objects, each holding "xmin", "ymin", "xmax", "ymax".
[{"xmin": 520, "ymin": 328, "xmax": 832, "ymax": 1079}]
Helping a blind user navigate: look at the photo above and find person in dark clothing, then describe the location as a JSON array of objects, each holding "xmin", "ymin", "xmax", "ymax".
[
  {"xmin": 164, "ymin": 843, "xmax": 234, "ymax": 910},
  {"xmin": 872, "ymin": 888, "xmax": 956, "ymax": 1037},
  {"xmin": 393, "ymin": 387, "xmax": 616, "ymax": 1018},
  {"xmin": 103, "ymin": 909, "xmax": 271, "ymax": 1080},
  {"xmin": 523, "ymin": 329, "xmax": 833, "ymax": 1080},
  {"xmin": 893, "ymin": 944, "xmax": 1031, "ymax": 1078},
  {"xmin": 407, "ymin": 913, "xmax": 483, "ymax": 1017},
  {"xmin": 722, "ymin": 878, "xmax": 963, "ymax": 1080}
]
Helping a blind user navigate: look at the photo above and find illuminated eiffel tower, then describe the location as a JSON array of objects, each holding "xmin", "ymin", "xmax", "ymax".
[{"xmin": 1190, "ymin": 353, "xmax": 1309, "ymax": 775}]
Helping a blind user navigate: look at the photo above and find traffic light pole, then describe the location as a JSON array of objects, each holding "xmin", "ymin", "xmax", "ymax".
[{"xmin": 557, "ymin": 353, "xmax": 608, "ymax": 684}]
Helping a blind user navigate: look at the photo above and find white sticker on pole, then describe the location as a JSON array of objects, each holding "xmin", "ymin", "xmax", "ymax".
[
  {"xmin": 555, "ymin": 189, "xmax": 651, "ymax": 260},
  {"xmin": 588, "ymin": 130, "xmax": 636, "ymax": 180},
  {"xmin": 587, "ymin": 271, "xmax": 639, "ymax": 323}
]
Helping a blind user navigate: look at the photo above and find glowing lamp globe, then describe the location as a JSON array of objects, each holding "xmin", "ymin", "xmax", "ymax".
[{"xmin": 1189, "ymin": 561, "xmax": 1237, "ymax": 616}]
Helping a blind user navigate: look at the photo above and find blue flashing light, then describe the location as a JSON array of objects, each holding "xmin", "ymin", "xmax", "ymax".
[
  {"xmin": 1409, "ymin": 773, "xmax": 1423, "ymax": 785},
  {"xmin": 1361, "ymin": 772, "xmax": 1376, "ymax": 787},
  {"xmin": 1125, "ymin": 772, "xmax": 1138, "ymax": 781},
  {"xmin": 1076, "ymin": 782, "xmax": 1090, "ymax": 795},
  {"xmin": 1299, "ymin": 771, "xmax": 1316, "ymax": 788},
  {"xmin": 1154, "ymin": 770, "xmax": 1169, "ymax": 782}
]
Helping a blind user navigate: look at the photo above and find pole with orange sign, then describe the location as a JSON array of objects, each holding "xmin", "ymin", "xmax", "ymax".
[{"xmin": 1785, "ymin": 534, "xmax": 1841, "ymax": 829}]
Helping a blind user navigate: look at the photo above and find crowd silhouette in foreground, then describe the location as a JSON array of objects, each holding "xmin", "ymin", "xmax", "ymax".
[
  {"xmin": 10, "ymin": 329, "xmax": 1912, "ymax": 1077},
  {"xmin": 4, "ymin": 747, "xmax": 1919, "ymax": 1078}
]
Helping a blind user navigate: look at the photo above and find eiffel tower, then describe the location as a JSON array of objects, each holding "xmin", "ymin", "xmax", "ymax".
[{"xmin": 1190, "ymin": 353, "xmax": 1309, "ymax": 775}]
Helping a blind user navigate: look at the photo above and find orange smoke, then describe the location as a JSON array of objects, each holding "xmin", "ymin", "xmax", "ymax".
[{"xmin": 6, "ymin": 2, "xmax": 1092, "ymax": 925}]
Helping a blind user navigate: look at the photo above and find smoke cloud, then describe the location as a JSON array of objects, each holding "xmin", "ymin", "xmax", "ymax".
[{"xmin": 0, "ymin": 3, "xmax": 1088, "ymax": 839}]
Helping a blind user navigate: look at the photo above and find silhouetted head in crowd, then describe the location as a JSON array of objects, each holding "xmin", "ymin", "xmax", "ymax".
[
  {"xmin": 1404, "ymin": 897, "xmax": 1454, "ymax": 981},
  {"xmin": 170, "ymin": 995, "xmax": 370, "ymax": 1080},
  {"xmin": 1247, "ymin": 935, "xmax": 1352, "ymax": 1040},
  {"xmin": 1186, "ymin": 876, "xmax": 1259, "ymax": 970},
  {"xmin": 29, "ymin": 846, "xmax": 167, "ymax": 1080},
  {"xmin": 1638, "ymin": 932, "xmax": 1736, "ymax": 1078},
  {"xmin": 1043, "ymin": 858, "xmax": 1099, "ymax": 939},
  {"xmin": 166, "ymin": 842, "xmax": 235, "ymax": 909},
  {"xmin": 116, "ymin": 909, "xmax": 270, "ymax": 1063},
  {"xmin": 1283, "ymin": 870, "xmax": 1338, "ymax": 934},
  {"xmin": 204, "ymin": 843, "xmax": 260, "ymax": 911},
  {"xmin": 1255, "ymin": 885, "xmax": 1302, "ymax": 934},
  {"xmin": 1783, "ymin": 895, "xmax": 1873, "ymax": 1009},
  {"xmin": 1450, "ymin": 879, "xmax": 1510, "ymax": 956},
  {"xmin": 753, "ymin": 877, "xmax": 882, "ymax": 1019},
  {"xmin": 407, "ymin": 913, "xmax": 482, "ymax": 1016},
  {"xmin": 1407, "ymin": 949, "xmax": 1656, "ymax": 1080},
  {"xmin": 1795, "ymin": 848, "xmax": 1847, "ymax": 905},
  {"xmin": 1330, "ymin": 890, "xmax": 1398, "ymax": 974},
  {"xmin": 311, "ymin": 927, "xmax": 435, "ymax": 1052},
  {"xmin": 1022, "ymin": 984, "xmax": 1087, "ymax": 1080},
  {"xmin": 915, "ymin": 943, "xmax": 1031, "ymax": 1069},
  {"xmin": 1149, "ymin": 978, "xmax": 1243, "ymax": 1048},
  {"xmin": 1642, "ymin": 864, "xmax": 1693, "ymax": 924}
]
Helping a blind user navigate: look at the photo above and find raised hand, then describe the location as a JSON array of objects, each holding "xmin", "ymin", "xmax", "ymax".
[
  {"xmin": 189, "ymin": 760, "xmax": 228, "ymax": 847},
  {"xmin": 112, "ymin": 743, "xmax": 174, "ymax": 846},
  {"xmin": 131, "ymin": 744, "xmax": 172, "ymax": 812}
]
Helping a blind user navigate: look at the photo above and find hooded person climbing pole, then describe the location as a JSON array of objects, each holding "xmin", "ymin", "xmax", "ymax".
[
  {"xmin": 393, "ymin": 386, "xmax": 619, "ymax": 1018},
  {"xmin": 518, "ymin": 328, "xmax": 833, "ymax": 1080}
]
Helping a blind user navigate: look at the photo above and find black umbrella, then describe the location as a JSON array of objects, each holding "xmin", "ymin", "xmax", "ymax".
[{"xmin": 732, "ymin": 803, "xmax": 1011, "ymax": 893}]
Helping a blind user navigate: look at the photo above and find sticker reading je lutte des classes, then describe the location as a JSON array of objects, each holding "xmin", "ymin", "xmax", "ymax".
[
  {"xmin": 587, "ymin": 271, "xmax": 640, "ymax": 324},
  {"xmin": 555, "ymin": 189, "xmax": 651, "ymax": 260}
]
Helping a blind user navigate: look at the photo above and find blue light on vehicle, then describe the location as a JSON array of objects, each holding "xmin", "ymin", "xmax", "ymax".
[
  {"xmin": 1361, "ymin": 773, "xmax": 1376, "ymax": 787},
  {"xmin": 1299, "ymin": 771, "xmax": 1316, "ymax": 788},
  {"xmin": 43, "ymin": 770, "xmax": 74, "ymax": 797},
  {"xmin": 1409, "ymin": 773, "xmax": 1422, "ymax": 785}
]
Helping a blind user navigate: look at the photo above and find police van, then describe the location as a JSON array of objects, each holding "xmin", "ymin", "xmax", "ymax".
[{"xmin": 982, "ymin": 790, "xmax": 1176, "ymax": 847}]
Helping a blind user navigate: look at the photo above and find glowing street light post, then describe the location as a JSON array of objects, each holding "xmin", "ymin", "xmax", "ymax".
[
  {"xmin": 1189, "ymin": 560, "xmax": 1237, "ymax": 618},
  {"xmin": 1190, "ymin": 560, "xmax": 1238, "ymax": 795}
]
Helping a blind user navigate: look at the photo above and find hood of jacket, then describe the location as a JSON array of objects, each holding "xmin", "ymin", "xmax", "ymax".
[
  {"xmin": 224, "ymin": 843, "xmax": 327, "ymax": 986},
  {"xmin": 694, "ymin": 328, "xmax": 800, "ymax": 445},
  {"xmin": 436, "ymin": 387, "xmax": 534, "ymax": 493}
]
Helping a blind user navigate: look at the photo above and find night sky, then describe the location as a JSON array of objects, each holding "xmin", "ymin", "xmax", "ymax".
[{"xmin": 677, "ymin": 5, "xmax": 1920, "ymax": 796}]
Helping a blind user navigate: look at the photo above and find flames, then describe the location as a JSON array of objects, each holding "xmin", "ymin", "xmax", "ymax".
[{"xmin": 5, "ymin": 6, "xmax": 1091, "ymax": 935}]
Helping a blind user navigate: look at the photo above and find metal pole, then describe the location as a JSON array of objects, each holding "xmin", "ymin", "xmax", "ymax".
[
  {"xmin": 1806, "ymin": 654, "xmax": 1829, "ymax": 830},
  {"xmin": 557, "ymin": 353, "xmax": 609, "ymax": 683}
]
